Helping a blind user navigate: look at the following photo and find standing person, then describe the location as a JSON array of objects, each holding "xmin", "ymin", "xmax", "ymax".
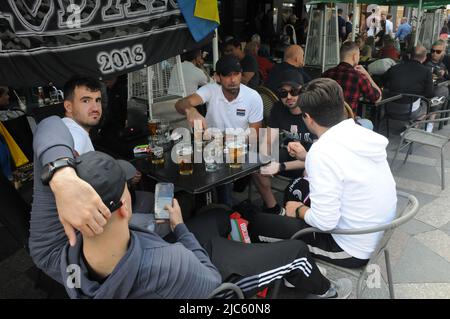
[
  {"xmin": 253, "ymin": 70, "xmax": 316, "ymax": 215},
  {"xmin": 395, "ymin": 17, "xmax": 412, "ymax": 52},
  {"xmin": 382, "ymin": 13, "xmax": 394, "ymax": 38},
  {"xmin": 168, "ymin": 49, "xmax": 212, "ymax": 96},
  {"xmin": 245, "ymin": 78, "xmax": 397, "ymax": 269},
  {"xmin": 345, "ymin": 13, "xmax": 353, "ymax": 39},
  {"xmin": 323, "ymin": 41, "xmax": 381, "ymax": 128},
  {"xmin": 337, "ymin": 9, "xmax": 347, "ymax": 41},
  {"xmin": 366, "ymin": 9, "xmax": 380, "ymax": 37},
  {"xmin": 265, "ymin": 45, "xmax": 311, "ymax": 93},
  {"xmin": 223, "ymin": 39, "xmax": 260, "ymax": 89}
]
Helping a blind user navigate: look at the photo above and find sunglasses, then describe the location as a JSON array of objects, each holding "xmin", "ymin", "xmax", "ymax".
[
  {"xmin": 278, "ymin": 88, "xmax": 301, "ymax": 98},
  {"xmin": 431, "ymin": 49, "xmax": 443, "ymax": 54}
]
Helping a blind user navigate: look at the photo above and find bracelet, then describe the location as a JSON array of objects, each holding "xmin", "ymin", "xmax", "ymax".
[
  {"xmin": 295, "ymin": 204, "xmax": 305, "ymax": 219},
  {"xmin": 279, "ymin": 162, "xmax": 286, "ymax": 172}
]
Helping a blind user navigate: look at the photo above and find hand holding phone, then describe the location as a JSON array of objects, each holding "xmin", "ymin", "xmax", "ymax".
[
  {"xmin": 154, "ymin": 183, "xmax": 174, "ymax": 220},
  {"xmin": 164, "ymin": 198, "xmax": 184, "ymax": 231}
]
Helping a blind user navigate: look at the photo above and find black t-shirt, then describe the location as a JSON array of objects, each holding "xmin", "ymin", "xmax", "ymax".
[
  {"xmin": 240, "ymin": 54, "xmax": 260, "ymax": 89},
  {"xmin": 268, "ymin": 101, "xmax": 316, "ymax": 151}
]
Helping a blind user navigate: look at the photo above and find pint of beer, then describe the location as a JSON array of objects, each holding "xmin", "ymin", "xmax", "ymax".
[
  {"xmin": 151, "ymin": 145, "xmax": 165, "ymax": 165},
  {"xmin": 228, "ymin": 141, "xmax": 244, "ymax": 168},
  {"xmin": 148, "ymin": 119, "xmax": 161, "ymax": 136},
  {"xmin": 176, "ymin": 144, "xmax": 193, "ymax": 175}
]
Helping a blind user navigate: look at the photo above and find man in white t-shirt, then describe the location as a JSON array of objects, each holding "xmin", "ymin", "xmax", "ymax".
[
  {"xmin": 175, "ymin": 55, "xmax": 263, "ymax": 206},
  {"xmin": 62, "ymin": 76, "xmax": 102, "ymax": 155},
  {"xmin": 175, "ymin": 54, "xmax": 263, "ymax": 133},
  {"xmin": 168, "ymin": 50, "xmax": 212, "ymax": 96}
]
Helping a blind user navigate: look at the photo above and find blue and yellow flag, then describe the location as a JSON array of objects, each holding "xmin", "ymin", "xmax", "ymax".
[
  {"xmin": 194, "ymin": 0, "xmax": 220, "ymax": 24},
  {"xmin": 178, "ymin": 0, "xmax": 219, "ymax": 42}
]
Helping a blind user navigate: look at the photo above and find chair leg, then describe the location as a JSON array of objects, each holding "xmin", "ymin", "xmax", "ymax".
[
  {"xmin": 386, "ymin": 118, "xmax": 390, "ymax": 137},
  {"xmin": 385, "ymin": 249, "xmax": 395, "ymax": 299},
  {"xmin": 391, "ymin": 136, "xmax": 405, "ymax": 166},
  {"xmin": 441, "ymin": 149, "xmax": 445, "ymax": 190},
  {"xmin": 403, "ymin": 142, "xmax": 413, "ymax": 165}
]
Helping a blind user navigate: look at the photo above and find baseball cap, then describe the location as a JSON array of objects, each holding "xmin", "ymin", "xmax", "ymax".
[
  {"xmin": 277, "ymin": 69, "xmax": 304, "ymax": 88},
  {"xmin": 76, "ymin": 151, "xmax": 136, "ymax": 212},
  {"xmin": 215, "ymin": 55, "xmax": 242, "ymax": 76}
]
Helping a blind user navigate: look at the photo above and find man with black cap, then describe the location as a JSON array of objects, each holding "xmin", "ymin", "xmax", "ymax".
[
  {"xmin": 253, "ymin": 69, "xmax": 316, "ymax": 216},
  {"xmin": 175, "ymin": 54, "xmax": 263, "ymax": 133},
  {"xmin": 175, "ymin": 54, "xmax": 263, "ymax": 206},
  {"xmin": 30, "ymin": 117, "xmax": 352, "ymax": 298}
]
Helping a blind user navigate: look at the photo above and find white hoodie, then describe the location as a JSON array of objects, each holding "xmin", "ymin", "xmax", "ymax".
[{"xmin": 304, "ymin": 119, "xmax": 397, "ymax": 260}]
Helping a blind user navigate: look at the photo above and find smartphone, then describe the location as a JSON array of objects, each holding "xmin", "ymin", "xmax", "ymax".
[{"xmin": 154, "ymin": 183, "xmax": 174, "ymax": 220}]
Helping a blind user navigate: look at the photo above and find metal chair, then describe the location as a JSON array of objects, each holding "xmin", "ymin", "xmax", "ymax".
[
  {"xmin": 384, "ymin": 93, "xmax": 431, "ymax": 137},
  {"xmin": 272, "ymin": 191, "xmax": 419, "ymax": 299},
  {"xmin": 208, "ymin": 282, "xmax": 245, "ymax": 299},
  {"xmin": 256, "ymin": 86, "xmax": 279, "ymax": 126},
  {"xmin": 391, "ymin": 110, "xmax": 450, "ymax": 190}
]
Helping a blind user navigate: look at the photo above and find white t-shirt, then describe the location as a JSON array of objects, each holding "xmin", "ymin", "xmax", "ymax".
[
  {"xmin": 196, "ymin": 83, "xmax": 263, "ymax": 132},
  {"xmin": 62, "ymin": 117, "xmax": 94, "ymax": 155},
  {"xmin": 385, "ymin": 19, "xmax": 394, "ymax": 37},
  {"xmin": 304, "ymin": 119, "xmax": 397, "ymax": 260},
  {"xmin": 168, "ymin": 61, "xmax": 211, "ymax": 96}
]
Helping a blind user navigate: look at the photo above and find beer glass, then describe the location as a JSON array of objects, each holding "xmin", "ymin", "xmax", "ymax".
[{"xmin": 176, "ymin": 144, "xmax": 193, "ymax": 175}]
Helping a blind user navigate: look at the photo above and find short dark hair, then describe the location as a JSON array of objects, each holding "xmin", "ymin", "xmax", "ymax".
[
  {"xmin": 181, "ymin": 49, "xmax": 201, "ymax": 62},
  {"xmin": 298, "ymin": 78, "xmax": 345, "ymax": 127},
  {"xmin": 224, "ymin": 38, "xmax": 242, "ymax": 50},
  {"xmin": 64, "ymin": 76, "xmax": 102, "ymax": 101},
  {"xmin": 340, "ymin": 41, "xmax": 359, "ymax": 60},
  {"xmin": 338, "ymin": 9, "xmax": 343, "ymax": 14}
]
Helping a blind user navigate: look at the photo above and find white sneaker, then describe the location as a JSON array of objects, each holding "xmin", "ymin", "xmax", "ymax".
[{"xmin": 309, "ymin": 278, "xmax": 353, "ymax": 299}]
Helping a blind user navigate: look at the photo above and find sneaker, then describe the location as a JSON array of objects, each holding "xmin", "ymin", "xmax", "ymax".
[
  {"xmin": 263, "ymin": 204, "xmax": 284, "ymax": 215},
  {"xmin": 309, "ymin": 278, "xmax": 353, "ymax": 299}
]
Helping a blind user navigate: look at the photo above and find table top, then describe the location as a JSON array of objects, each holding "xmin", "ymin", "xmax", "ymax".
[{"xmin": 133, "ymin": 149, "xmax": 269, "ymax": 194}]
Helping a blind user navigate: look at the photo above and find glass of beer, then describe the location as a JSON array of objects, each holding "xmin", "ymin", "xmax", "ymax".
[
  {"xmin": 151, "ymin": 145, "xmax": 165, "ymax": 165},
  {"xmin": 148, "ymin": 118, "xmax": 161, "ymax": 137},
  {"xmin": 176, "ymin": 144, "xmax": 193, "ymax": 175},
  {"xmin": 227, "ymin": 141, "xmax": 244, "ymax": 169}
]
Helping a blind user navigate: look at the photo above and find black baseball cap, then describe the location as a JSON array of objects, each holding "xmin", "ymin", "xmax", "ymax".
[
  {"xmin": 215, "ymin": 55, "xmax": 242, "ymax": 76},
  {"xmin": 277, "ymin": 70, "xmax": 304, "ymax": 88},
  {"xmin": 76, "ymin": 151, "xmax": 136, "ymax": 212}
]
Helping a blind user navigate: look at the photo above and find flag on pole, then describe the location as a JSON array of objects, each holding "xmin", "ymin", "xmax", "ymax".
[
  {"xmin": 194, "ymin": 0, "xmax": 220, "ymax": 24},
  {"xmin": 178, "ymin": 0, "xmax": 219, "ymax": 42}
]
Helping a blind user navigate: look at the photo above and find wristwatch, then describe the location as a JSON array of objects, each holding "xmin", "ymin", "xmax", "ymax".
[
  {"xmin": 279, "ymin": 162, "xmax": 286, "ymax": 172},
  {"xmin": 41, "ymin": 158, "xmax": 76, "ymax": 185}
]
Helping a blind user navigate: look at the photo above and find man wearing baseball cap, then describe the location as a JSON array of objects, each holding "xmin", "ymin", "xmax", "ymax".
[
  {"xmin": 175, "ymin": 54, "xmax": 263, "ymax": 133},
  {"xmin": 253, "ymin": 69, "xmax": 316, "ymax": 216},
  {"xmin": 175, "ymin": 54, "xmax": 264, "ymax": 206}
]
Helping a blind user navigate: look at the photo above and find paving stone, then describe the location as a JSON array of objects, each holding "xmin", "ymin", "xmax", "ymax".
[
  {"xmin": 392, "ymin": 237, "xmax": 450, "ymax": 284},
  {"xmin": 414, "ymin": 230, "xmax": 450, "ymax": 263},
  {"xmin": 393, "ymin": 283, "xmax": 450, "ymax": 299}
]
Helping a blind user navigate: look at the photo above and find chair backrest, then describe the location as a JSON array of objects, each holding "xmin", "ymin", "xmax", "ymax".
[
  {"xmin": 0, "ymin": 172, "xmax": 31, "ymax": 251},
  {"xmin": 208, "ymin": 282, "xmax": 245, "ymax": 299},
  {"xmin": 344, "ymin": 102, "xmax": 355, "ymax": 119},
  {"xmin": 365, "ymin": 191, "xmax": 418, "ymax": 263},
  {"xmin": 385, "ymin": 93, "xmax": 430, "ymax": 120},
  {"xmin": 256, "ymin": 86, "xmax": 279, "ymax": 125}
]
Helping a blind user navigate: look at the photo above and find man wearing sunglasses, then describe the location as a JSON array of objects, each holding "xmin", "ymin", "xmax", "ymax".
[
  {"xmin": 425, "ymin": 40, "xmax": 450, "ymax": 84},
  {"xmin": 253, "ymin": 70, "xmax": 316, "ymax": 215}
]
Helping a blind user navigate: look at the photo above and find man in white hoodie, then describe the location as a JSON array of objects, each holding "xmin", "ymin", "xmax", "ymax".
[{"xmin": 247, "ymin": 78, "xmax": 397, "ymax": 269}]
